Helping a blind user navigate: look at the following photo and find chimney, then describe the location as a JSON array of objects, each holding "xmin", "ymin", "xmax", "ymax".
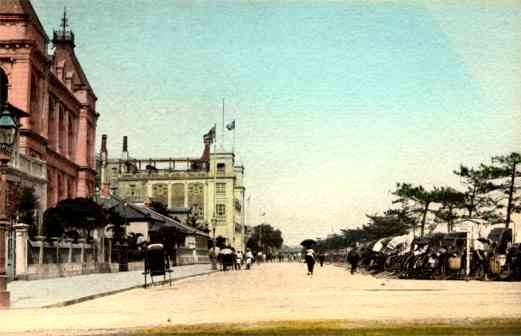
[
  {"xmin": 122, "ymin": 136, "xmax": 128, "ymax": 160},
  {"xmin": 101, "ymin": 134, "xmax": 107, "ymax": 153},
  {"xmin": 100, "ymin": 134, "xmax": 109, "ymax": 198},
  {"xmin": 100, "ymin": 134, "xmax": 108, "ymax": 163}
]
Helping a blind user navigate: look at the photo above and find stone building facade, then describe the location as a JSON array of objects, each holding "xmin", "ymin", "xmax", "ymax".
[
  {"xmin": 0, "ymin": 0, "xmax": 97, "ymax": 208},
  {"xmin": 99, "ymin": 136, "xmax": 246, "ymax": 251}
]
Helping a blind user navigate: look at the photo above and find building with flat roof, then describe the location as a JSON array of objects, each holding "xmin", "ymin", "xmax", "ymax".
[{"xmin": 98, "ymin": 134, "xmax": 246, "ymax": 251}]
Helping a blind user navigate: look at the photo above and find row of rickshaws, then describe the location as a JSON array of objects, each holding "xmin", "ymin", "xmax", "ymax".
[{"xmin": 329, "ymin": 228, "xmax": 521, "ymax": 281}]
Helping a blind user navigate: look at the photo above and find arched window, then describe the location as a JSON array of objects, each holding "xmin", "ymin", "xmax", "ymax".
[{"xmin": 0, "ymin": 68, "xmax": 8, "ymax": 104}]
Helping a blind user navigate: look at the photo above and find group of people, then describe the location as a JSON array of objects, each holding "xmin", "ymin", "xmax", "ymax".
[
  {"xmin": 209, "ymin": 246, "xmax": 255, "ymax": 271},
  {"xmin": 303, "ymin": 248, "xmax": 361, "ymax": 275}
]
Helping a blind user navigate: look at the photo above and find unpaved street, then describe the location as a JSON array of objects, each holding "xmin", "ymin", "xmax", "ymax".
[{"xmin": 1, "ymin": 263, "xmax": 521, "ymax": 335}]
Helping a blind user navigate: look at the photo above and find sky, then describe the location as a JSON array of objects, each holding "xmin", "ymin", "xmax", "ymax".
[{"xmin": 33, "ymin": 1, "xmax": 521, "ymax": 246}]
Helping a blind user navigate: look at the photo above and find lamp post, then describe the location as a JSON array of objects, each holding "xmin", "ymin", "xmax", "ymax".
[
  {"xmin": 259, "ymin": 212, "xmax": 266, "ymax": 256},
  {"xmin": 211, "ymin": 217, "xmax": 216, "ymax": 247},
  {"xmin": 0, "ymin": 106, "xmax": 20, "ymax": 309}
]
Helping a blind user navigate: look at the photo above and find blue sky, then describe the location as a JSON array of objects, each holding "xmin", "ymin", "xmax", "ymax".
[{"xmin": 34, "ymin": 1, "xmax": 521, "ymax": 245}]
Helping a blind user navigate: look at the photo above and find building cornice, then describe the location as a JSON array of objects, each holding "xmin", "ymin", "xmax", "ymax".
[
  {"xmin": 48, "ymin": 72, "xmax": 83, "ymax": 113},
  {"xmin": 45, "ymin": 147, "xmax": 81, "ymax": 174},
  {"xmin": 78, "ymin": 166, "xmax": 97, "ymax": 175},
  {"xmin": 117, "ymin": 174, "xmax": 237, "ymax": 182},
  {"xmin": 19, "ymin": 128, "xmax": 48, "ymax": 146}
]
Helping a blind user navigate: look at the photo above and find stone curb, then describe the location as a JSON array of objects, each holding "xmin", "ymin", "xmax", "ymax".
[{"xmin": 41, "ymin": 270, "xmax": 217, "ymax": 309}]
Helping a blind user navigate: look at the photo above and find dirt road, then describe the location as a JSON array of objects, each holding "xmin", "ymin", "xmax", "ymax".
[{"xmin": 1, "ymin": 263, "xmax": 520, "ymax": 335}]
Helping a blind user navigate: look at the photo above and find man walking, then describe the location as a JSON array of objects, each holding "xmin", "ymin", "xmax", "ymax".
[
  {"xmin": 347, "ymin": 248, "xmax": 361, "ymax": 274},
  {"xmin": 305, "ymin": 248, "xmax": 316, "ymax": 275},
  {"xmin": 318, "ymin": 252, "xmax": 326, "ymax": 267}
]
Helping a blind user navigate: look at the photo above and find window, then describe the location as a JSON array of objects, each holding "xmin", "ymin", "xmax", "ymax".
[
  {"xmin": 216, "ymin": 204, "xmax": 226, "ymax": 217},
  {"xmin": 0, "ymin": 68, "xmax": 8, "ymax": 104},
  {"xmin": 216, "ymin": 183, "xmax": 226, "ymax": 194},
  {"xmin": 217, "ymin": 163, "xmax": 225, "ymax": 174}
]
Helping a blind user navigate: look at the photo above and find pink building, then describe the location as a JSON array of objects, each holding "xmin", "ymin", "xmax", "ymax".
[{"xmin": 0, "ymin": 0, "xmax": 97, "ymax": 207}]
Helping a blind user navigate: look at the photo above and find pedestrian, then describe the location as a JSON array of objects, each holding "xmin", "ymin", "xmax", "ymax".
[
  {"xmin": 221, "ymin": 246, "xmax": 233, "ymax": 271},
  {"xmin": 305, "ymin": 247, "xmax": 316, "ymax": 275},
  {"xmin": 245, "ymin": 248, "xmax": 254, "ymax": 270},
  {"xmin": 235, "ymin": 250, "xmax": 243, "ymax": 270},
  {"xmin": 257, "ymin": 251, "xmax": 263, "ymax": 264},
  {"xmin": 209, "ymin": 246, "xmax": 219, "ymax": 271},
  {"xmin": 347, "ymin": 248, "xmax": 361, "ymax": 274},
  {"xmin": 318, "ymin": 251, "xmax": 325, "ymax": 267}
]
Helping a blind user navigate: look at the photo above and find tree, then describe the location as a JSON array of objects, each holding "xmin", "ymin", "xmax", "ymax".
[
  {"xmin": 454, "ymin": 165, "xmax": 496, "ymax": 219},
  {"xmin": 478, "ymin": 152, "xmax": 521, "ymax": 228},
  {"xmin": 42, "ymin": 207, "xmax": 66, "ymax": 239},
  {"xmin": 16, "ymin": 187, "xmax": 39, "ymax": 237},
  {"xmin": 106, "ymin": 207, "xmax": 128, "ymax": 244},
  {"xmin": 340, "ymin": 228, "xmax": 368, "ymax": 247},
  {"xmin": 433, "ymin": 187, "xmax": 466, "ymax": 232},
  {"xmin": 49, "ymin": 198, "xmax": 107, "ymax": 240},
  {"xmin": 392, "ymin": 183, "xmax": 443, "ymax": 238},
  {"xmin": 364, "ymin": 207, "xmax": 415, "ymax": 241},
  {"xmin": 246, "ymin": 224, "xmax": 283, "ymax": 253},
  {"xmin": 315, "ymin": 235, "xmax": 347, "ymax": 250}
]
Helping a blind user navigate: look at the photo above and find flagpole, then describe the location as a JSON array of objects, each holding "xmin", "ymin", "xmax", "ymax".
[
  {"xmin": 233, "ymin": 120, "xmax": 236, "ymax": 154},
  {"xmin": 213, "ymin": 123, "xmax": 217, "ymax": 246},
  {"xmin": 222, "ymin": 98, "xmax": 225, "ymax": 148}
]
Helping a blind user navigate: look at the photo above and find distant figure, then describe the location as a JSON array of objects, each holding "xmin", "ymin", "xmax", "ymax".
[
  {"xmin": 209, "ymin": 246, "xmax": 219, "ymax": 270},
  {"xmin": 245, "ymin": 249, "xmax": 254, "ymax": 270},
  {"xmin": 318, "ymin": 252, "xmax": 326, "ymax": 267},
  {"xmin": 347, "ymin": 249, "xmax": 361, "ymax": 274},
  {"xmin": 221, "ymin": 246, "xmax": 234, "ymax": 271},
  {"xmin": 235, "ymin": 250, "xmax": 243, "ymax": 270},
  {"xmin": 305, "ymin": 248, "xmax": 316, "ymax": 275}
]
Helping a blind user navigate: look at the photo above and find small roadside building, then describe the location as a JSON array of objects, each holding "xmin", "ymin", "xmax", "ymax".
[{"xmin": 97, "ymin": 195, "xmax": 210, "ymax": 265}]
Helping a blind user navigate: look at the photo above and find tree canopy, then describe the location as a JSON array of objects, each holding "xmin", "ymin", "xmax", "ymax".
[
  {"xmin": 246, "ymin": 224, "xmax": 284, "ymax": 253},
  {"xmin": 313, "ymin": 151, "xmax": 520, "ymax": 250},
  {"xmin": 42, "ymin": 198, "xmax": 107, "ymax": 239}
]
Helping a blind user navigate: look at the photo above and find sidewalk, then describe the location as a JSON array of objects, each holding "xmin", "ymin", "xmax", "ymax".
[{"xmin": 7, "ymin": 263, "xmax": 213, "ymax": 309}]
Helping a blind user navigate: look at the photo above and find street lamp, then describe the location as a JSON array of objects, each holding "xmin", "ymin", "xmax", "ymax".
[
  {"xmin": 0, "ymin": 106, "xmax": 19, "ymax": 309},
  {"xmin": 211, "ymin": 217, "xmax": 216, "ymax": 247}
]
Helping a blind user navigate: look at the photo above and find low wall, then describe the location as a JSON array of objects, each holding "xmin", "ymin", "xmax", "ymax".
[
  {"xmin": 127, "ymin": 261, "xmax": 143, "ymax": 271},
  {"xmin": 20, "ymin": 262, "xmax": 113, "ymax": 281},
  {"xmin": 176, "ymin": 248, "xmax": 209, "ymax": 265},
  {"xmin": 15, "ymin": 236, "xmax": 209, "ymax": 280}
]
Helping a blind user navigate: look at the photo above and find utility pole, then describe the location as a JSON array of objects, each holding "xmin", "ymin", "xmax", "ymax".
[{"xmin": 259, "ymin": 212, "xmax": 266, "ymax": 255}]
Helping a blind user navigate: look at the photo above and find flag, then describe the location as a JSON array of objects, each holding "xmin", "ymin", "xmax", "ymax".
[
  {"xmin": 203, "ymin": 125, "xmax": 216, "ymax": 144},
  {"xmin": 226, "ymin": 120, "xmax": 235, "ymax": 131}
]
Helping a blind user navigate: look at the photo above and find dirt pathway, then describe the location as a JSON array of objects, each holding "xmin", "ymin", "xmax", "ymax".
[{"xmin": 1, "ymin": 263, "xmax": 520, "ymax": 335}]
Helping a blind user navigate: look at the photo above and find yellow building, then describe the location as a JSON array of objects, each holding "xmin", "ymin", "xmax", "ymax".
[{"xmin": 99, "ymin": 135, "xmax": 246, "ymax": 251}]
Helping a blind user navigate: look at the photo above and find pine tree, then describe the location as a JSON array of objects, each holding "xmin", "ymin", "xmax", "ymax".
[{"xmin": 478, "ymin": 152, "xmax": 521, "ymax": 228}]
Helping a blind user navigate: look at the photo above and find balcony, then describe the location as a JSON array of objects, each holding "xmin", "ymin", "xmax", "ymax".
[
  {"xmin": 8, "ymin": 151, "xmax": 47, "ymax": 181},
  {"xmin": 119, "ymin": 169, "xmax": 209, "ymax": 180}
]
